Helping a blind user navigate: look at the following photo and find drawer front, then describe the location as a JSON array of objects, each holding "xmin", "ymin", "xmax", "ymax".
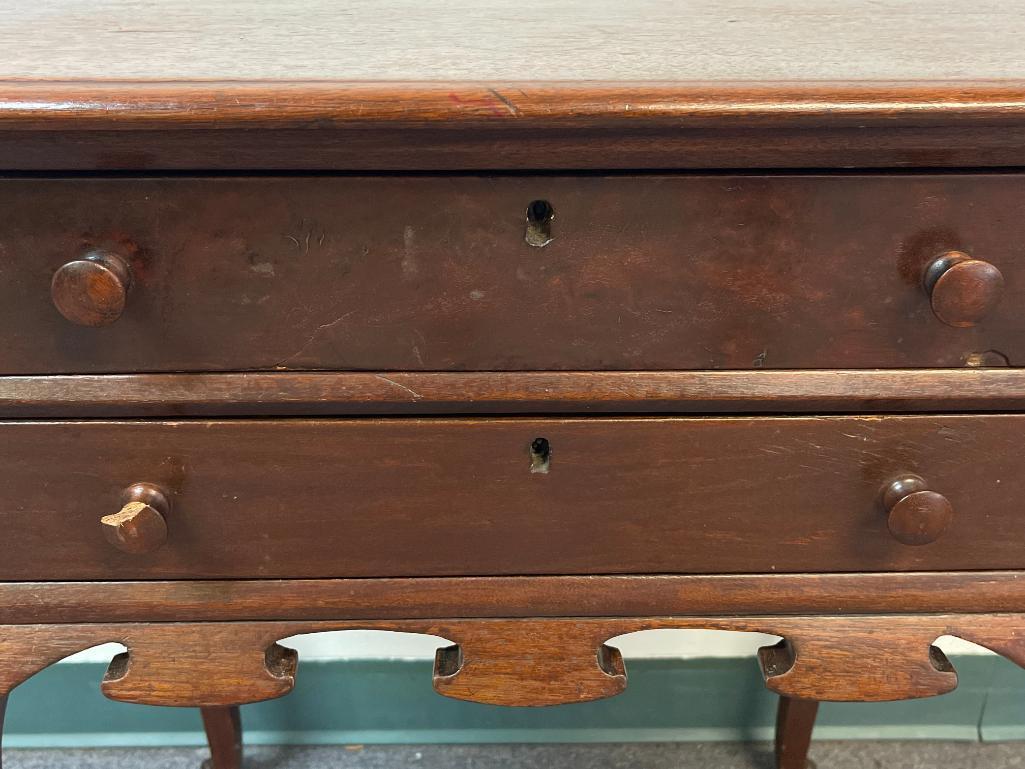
[
  {"xmin": 3, "ymin": 174, "xmax": 1025, "ymax": 374},
  {"xmin": 2, "ymin": 415, "xmax": 1022, "ymax": 580}
]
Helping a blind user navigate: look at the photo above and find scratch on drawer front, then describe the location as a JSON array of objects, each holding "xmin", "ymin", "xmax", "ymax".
[
  {"xmin": 374, "ymin": 375, "xmax": 423, "ymax": 400},
  {"xmin": 274, "ymin": 312, "xmax": 357, "ymax": 367},
  {"xmin": 402, "ymin": 225, "xmax": 418, "ymax": 277}
]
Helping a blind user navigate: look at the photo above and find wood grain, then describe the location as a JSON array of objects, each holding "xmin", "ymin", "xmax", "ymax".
[
  {"xmin": 925, "ymin": 251, "xmax": 1006, "ymax": 328},
  {"xmin": 99, "ymin": 483, "xmax": 170, "ymax": 555},
  {"xmin": 0, "ymin": 82, "xmax": 1024, "ymax": 169},
  {"xmin": 200, "ymin": 706, "xmax": 242, "ymax": 769},
  {"xmin": 101, "ymin": 625, "xmax": 297, "ymax": 706},
  {"xmin": 5, "ymin": 572, "xmax": 1025, "ymax": 625},
  {"xmin": 3, "ymin": 1, "xmax": 1024, "ymax": 82},
  {"xmin": 6, "ymin": 370, "xmax": 1025, "ymax": 417},
  {"xmin": 8, "ymin": 0, "xmax": 1025, "ymax": 749},
  {"xmin": 2, "ymin": 81, "xmax": 1025, "ymax": 130},
  {"xmin": 4, "ymin": 416, "xmax": 1025, "ymax": 579},
  {"xmin": 756, "ymin": 620, "xmax": 956, "ymax": 701},
  {"xmin": 7, "ymin": 119, "xmax": 1025, "ymax": 171},
  {"xmin": 49, "ymin": 249, "xmax": 133, "ymax": 328},
  {"xmin": 432, "ymin": 621, "xmax": 627, "ymax": 706},
  {"xmin": 3, "ymin": 1, "xmax": 1024, "ymax": 169},
  {"xmin": 6, "ymin": 175, "xmax": 1025, "ymax": 374},
  {"xmin": 775, "ymin": 696, "xmax": 819, "ymax": 769},
  {"xmin": 4, "ymin": 614, "xmax": 1025, "ymax": 706}
]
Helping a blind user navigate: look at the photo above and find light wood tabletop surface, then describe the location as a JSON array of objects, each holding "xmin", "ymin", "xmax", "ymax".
[{"xmin": 2, "ymin": 0, "xmax": 1023, "ymax": 82}]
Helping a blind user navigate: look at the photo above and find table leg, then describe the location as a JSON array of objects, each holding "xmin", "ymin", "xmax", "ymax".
[
  {"xmin": 775, "ymin": 695, "xmax": 819, "ymax": 769},
  {"xmin": 200, "ymin": 705, "xmax": 242, "ymax": 769}
]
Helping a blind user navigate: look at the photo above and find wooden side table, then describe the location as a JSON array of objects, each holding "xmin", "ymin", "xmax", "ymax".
[{"xmin": 2, "ymin": 2, "xmax": 1025, "ymax": 768}]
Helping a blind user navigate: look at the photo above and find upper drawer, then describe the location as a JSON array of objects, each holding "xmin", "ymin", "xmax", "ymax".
[
  {"xmin": 3, "ymin": 415, "xmax": 1024, "ymax": 580},
  {"xmin": 3, "ymin": 174, "xmax": 1024, "ymax": 374}
]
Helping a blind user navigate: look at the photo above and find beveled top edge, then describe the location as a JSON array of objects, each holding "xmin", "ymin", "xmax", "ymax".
[{"xmin": 1, "ymin": 80, "xmax": 1024, "ymax": 131}]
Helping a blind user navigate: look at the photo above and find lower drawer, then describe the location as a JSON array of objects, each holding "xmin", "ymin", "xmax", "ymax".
[{"xmin": 2, "ymin": 416, "xmax": 1021, "ymax": 580}]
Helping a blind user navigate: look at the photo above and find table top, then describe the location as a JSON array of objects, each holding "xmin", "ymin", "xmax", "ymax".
[
  {"xmin": 1, "ymin": 0, "xmax": 1024, "ymax": 170},
  {"xmin": 4, "ymin": 0, "xmax": 1023, "ymax": 81}
]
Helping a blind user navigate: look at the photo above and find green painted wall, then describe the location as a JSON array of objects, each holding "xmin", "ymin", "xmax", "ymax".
[{"xmin": 4, "ymin": 656, "xmax": 1017, "ymax": 748}]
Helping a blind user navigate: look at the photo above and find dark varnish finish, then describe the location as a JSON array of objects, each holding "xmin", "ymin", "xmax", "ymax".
[
  {"xmin": 200, "ymin": 706, "xmax": 242, "ymax": 769},
  {"xmin": 49, "ymin": 249, "xmax": 133, "ymax": 328},
  {"xmin": 4, "ymin": 174, "xmax": 1025, "ymax": 374},
  {"xmin": 775, "ymin": 696, "xmax": 819, "ymax": 769},
  {"xmin": 1, "ymin": 82, "xmax": 1025, "ymax": 170},
  {"xmin": 5, "ymin": 369, "xmax": 1025, "ymax": 417},
  {"xmin": 4, "ymin": 572, "xmax": 1025, "ymax": 625},
  {"xmin": 99, "ymin": 483, "xmax": 170, "ymax": 555},
  {"xmin": 4, "ymin": 10, "xmax": 1025, "ymax": 764},
  {"xmin": 5, "ymin": 613, "xmax": 1025, "ymax": 707},
  {"xmin": 3, "ymin": 415, "xmax": 1025, "ymax": 580}
]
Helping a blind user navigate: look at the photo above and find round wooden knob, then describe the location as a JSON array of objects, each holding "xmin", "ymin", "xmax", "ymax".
[
  {"xmin": 882, "ymin": 474, "xmax": 953, "ymax": 546},
  {"xmin": 100, "ymin": 483, "xmax": 169, "ymax": 554},
  {"xmin": 923, "ymin": 251, "xmax": 1004, "ymax": 327},
  {"xmin": 51, "ymin": 250, "xmax": 132, "ymax": 327}
]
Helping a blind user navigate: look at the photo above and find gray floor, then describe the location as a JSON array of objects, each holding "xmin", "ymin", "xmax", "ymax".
[{"xmin": 6, "ymin": 743, "xmax": 1025, "ymax": 769}]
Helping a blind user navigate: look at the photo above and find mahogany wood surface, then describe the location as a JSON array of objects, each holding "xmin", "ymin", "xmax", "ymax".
[
  {"xmin": 4, "ymin": 2, "xmax": 1025, "ymax": 759},
  {"xmin": 200, "ymin": 706, "xmax": 242, "ymax": 769},
  {"xmin": 0, "ymin": 89, "xmax": 1022, "ymax": 172},
  {"xmin": 882, "ymin": 475, "xmax": 955, "ymax": 546},
  {"xmin": 4, "ymin": 416, "xmax": 1025, "ymax": 580},
  {"xmin": 101, "ymin": 626, "xmax": 298, "ymax": 707},
  {"xmin": 6, "ymin": 369, "xmax": 1025, "ymax": 417},
  {"xmin": 49, "ymin": 249, "xmax": 133, "ymax": 328},
  {"xmin": 7, "ymin": 82, "xmax": 1025, "ymax": 131},
  {"xmin": 925, "ymin": 251, "xmax": 1006, "ymax": 328},
  {"xmin": 4, "ymin": 613, "xmax": 1025, "ymax": 706},
  {"xmin": 7, "ymin": 115, "xmax": 1025, "ymax": 171},
  {"xmin": 5, "ymin": 572, "xmax": 1025, "ymax": 625},
  {"xmin": 1, "ymin": 0, "xmax": 1024, "ymax": 170},
  {"xmin": 775, "ymin": 696, "xmax": 819, "ymax": 769},
  {"xmin": 99, "ymin": 483, "xmax": 170, "ymax": 555},
  {"xmin": 6, "ymin": 174, "xmax": 1025, "ymax": 374}
]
